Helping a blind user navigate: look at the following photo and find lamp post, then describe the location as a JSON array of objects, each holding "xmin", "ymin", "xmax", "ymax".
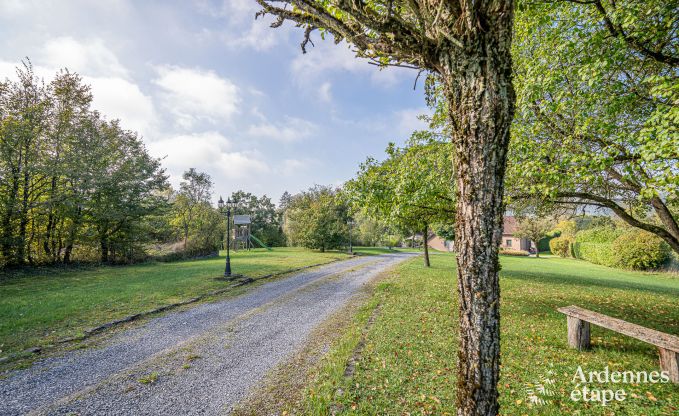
[
  {"xmin": 218, "ymin": 196, "xmax": 236, "ymax": 278},
  {"xmin": 348, "ymin": 219, "xmax": 355, "ymax": 254}
]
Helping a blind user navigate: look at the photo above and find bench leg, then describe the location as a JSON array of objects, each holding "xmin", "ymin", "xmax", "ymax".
[
  {"xmin": 567, "ymin": 316, "xmax": 590, "ymax": 350},
  {"xmin": 659, "ymin": 348, "xmax": 679, "ymax": 383}
]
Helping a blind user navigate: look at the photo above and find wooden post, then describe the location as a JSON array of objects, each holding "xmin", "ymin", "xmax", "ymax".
[
  {"xmin": 659, "ymin": 348, "xmax": 679, "ymax": 383},
  {"xmin": 567, "ymin": 316, "xmax": 590, "ymax": 350}
]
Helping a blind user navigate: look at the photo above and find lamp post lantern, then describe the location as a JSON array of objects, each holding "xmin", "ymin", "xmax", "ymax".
[{"xmin": 218, "ymin": 196, "xmax": 236, "ymax": 278}]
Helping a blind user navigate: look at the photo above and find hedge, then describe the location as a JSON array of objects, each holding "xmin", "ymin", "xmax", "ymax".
[
  {"xmin": 573, "ymin": 226, "xmax": 670, "ymax": 270},
  {"xmin": 572, "ymin": 227, "xmax": 624, "ymax": 267},
  {"xmin": 611, "ymin": 231, "xmax": 670, "ymax": 270},
  {"xmin": 549, "ymin": 236, "xmax": 572, "ymax": 258},
  {"xmin": 500, "ymin": 248, "xmax": 530, "ymax": 257}
]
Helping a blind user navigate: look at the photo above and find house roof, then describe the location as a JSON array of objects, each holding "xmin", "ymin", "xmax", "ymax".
[{"xmin": 503, "ymin": 216, "xmax": 518, "ymax": 236}]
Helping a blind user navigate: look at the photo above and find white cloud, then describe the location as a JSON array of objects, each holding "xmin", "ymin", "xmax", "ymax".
[
  {"xmin": 147, "ymin": 131, "xmax": 268, "ymax": 185},
  {"xmin": 395, "ymin": 108, "xmax": 429, "ymax": 136},
  {"xmin": 193, "ymin": 0, "xmax": 281, "ymax": 51},
  {"xmin": 248, "ymin": 117, "xmax": 316, "ymax": 143},
  {"xmin": 278, "ymin": 158, "xmax": 318, "ymax": 176},
  {"xmin": 318, "ymin": 82, "xmax": 332, "ymax": 103},
  {"xmin": 153, "ymin": 65, "xmax": 240, "ymax": 129},
  {"xmin": 290, "ymin": 40, "xmax": 413, "ymax": 87},
  {"xmin": 0, "ymin": 36, "xmax": 157, "ymax": 139},
  {"xmin": 87, "ymin": 76, "xmax": 157, "ymax": 139},
  {"xmin": 223, "ymin": 21, "xmax": 279, "ymax": 51},
  {"xmin": 194, "ymin": 0, "xmax": 253, "ymax": 22},
  {"xmin": 41, "ymin": 36, "xmax": 128, "ymax": 78}
]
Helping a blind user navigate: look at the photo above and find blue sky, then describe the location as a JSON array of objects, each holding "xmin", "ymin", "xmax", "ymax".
[{"xmin": 0, "ymin": 0, "xmax": 428, "ymax": 204}]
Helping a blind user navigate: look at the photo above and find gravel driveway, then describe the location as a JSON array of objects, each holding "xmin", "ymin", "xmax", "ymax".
[{"xmin": 0, "ymin": 252, "xmax": 415, "ymax": 415}]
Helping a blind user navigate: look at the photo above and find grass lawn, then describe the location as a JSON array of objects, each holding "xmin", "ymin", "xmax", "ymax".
[
  {"xmin": 298, "ymin": 253, "xmax": 679, "ymax": 415},
  {"xmin": 0, "ymin": 247, "xmax": 348, "ymax": 360}
]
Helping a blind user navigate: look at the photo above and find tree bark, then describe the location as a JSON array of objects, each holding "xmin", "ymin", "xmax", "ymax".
[
  {"xmin": 63, "ymin": 206, "xmax": 82, "ymax": 264},
  {"xmin": 423, "ymin": 223, "xmax": 430, "ymax": 267},
  {"xmin": 16, "ymin": 166, "xmax": 31, "ymax": 265},
  {"xmin": 442, "ymin": 8, "xmax": 515, "ymax": 414},
  {"xmin": 1, "ymin": 170, "xmax": 19, "ymax": 263},
  {"xmin": 100, "ymin": 236, "xmax": 109, "ymax": 263}
]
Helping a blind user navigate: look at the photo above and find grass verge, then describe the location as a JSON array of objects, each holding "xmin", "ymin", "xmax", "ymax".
[
  {"xmin": 0, "ymin": 248, "xmax": 348, "ymax": 360},
  {"xmin": 296, "ymin": 253, "xmax": 679, "ymax": 415}
]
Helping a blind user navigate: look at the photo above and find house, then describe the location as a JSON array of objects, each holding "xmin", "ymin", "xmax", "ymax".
[
  {"xmin": 427, "ymin": 234, "xmax": 454, "ymax": 252},
  {"xmin": 500, "ymin": 216, "xmax": 532, "ymax": 251},
  {"xmin": 423, "ymin": 216, "xmax": 532, "ymax": 252}
]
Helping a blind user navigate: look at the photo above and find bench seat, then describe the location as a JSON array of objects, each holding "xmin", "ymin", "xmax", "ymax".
[{"xmin": 557, "ymin": 305, "xmax": 679, "ymax": 383}]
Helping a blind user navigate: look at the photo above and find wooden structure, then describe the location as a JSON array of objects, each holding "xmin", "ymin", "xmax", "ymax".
[
  {"xmin": 233, "ymin": 215, "xmax": 251, "ymax": 251},
  {"xmin": 557, "ymin": 305, "xmax": 679, "ymax": 383}
]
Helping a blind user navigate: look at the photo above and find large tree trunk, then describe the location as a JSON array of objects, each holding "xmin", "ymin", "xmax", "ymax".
[
  {"xmin": 442, "ymin": 7, "xmax": 515, "ymax": 414},
  {"xmin": 100, "ymin": 236, "xmax": 109, "ymax": 263},
  {"xmin": 423, "ymin": 223, "xmax": 430, "ymax": 267}
]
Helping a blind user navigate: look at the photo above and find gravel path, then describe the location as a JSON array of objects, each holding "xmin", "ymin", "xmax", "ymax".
[{"xmin": 0, "ymin": 252, "xmax": 415, "ymax": 415}]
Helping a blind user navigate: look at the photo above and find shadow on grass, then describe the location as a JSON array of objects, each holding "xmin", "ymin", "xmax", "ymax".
[{"xmin": 503, "ymin": 268, "xmax": 679, "ymax": 298}]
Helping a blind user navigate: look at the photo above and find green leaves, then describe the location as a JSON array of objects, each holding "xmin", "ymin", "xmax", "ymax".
[
  {"xmin": 347, "ymin": 131, "xmax": 455, "ymax": 233},
  {"xmin": 506, "ymin": 0, "xmax": 679, "ymax": 245}
]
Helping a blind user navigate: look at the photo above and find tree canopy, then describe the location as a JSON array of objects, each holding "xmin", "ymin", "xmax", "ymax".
[
  {"xmin": 0, "ymin": 63, "xmax": 168, "ymax": 266},
  {"xmin": 284, "ymin": 185, "xmax": 349, "ymax": 252},
  {"xmin": 347, "ymin": 130, "xmax": 455, "ymax": 265},
  {"xmin": 507, "ymin": 0, "xmax": 679, "ymax": 253}
]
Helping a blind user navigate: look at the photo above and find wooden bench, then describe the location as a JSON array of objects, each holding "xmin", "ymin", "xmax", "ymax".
[{"xmin": 557, "ymin": 305, "xmax": 679, "ymax": 383}]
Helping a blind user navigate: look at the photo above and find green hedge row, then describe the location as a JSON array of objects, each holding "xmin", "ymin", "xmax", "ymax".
[
  {"xmin": 549, "ymin": 236, "xmax": 572, "ymax": 258},
  {"xmin": 569, "ymin": 226, "xmax": 670, "ymax": 270}
]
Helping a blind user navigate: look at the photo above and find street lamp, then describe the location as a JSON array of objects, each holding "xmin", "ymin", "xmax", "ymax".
[
  {"xmin": 218, "ymin": 196, "xmax": 236, "ymax": 278},
  {"xmin": 348, "ymin": 219, "xmax": 355, "ymax": 254}
]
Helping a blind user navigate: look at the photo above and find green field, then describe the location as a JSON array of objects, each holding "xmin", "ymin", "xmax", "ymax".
[
  {"xmin": 0, "ymin": 248, "xmax": 348, "ymax": 360},
  {"xmin": 299, "ymin": 253, "xmax": 679, "ymax": 415}
]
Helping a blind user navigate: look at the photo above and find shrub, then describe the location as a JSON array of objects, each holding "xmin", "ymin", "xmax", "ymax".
[
  {"xmin": 549, "ymin": 236, "xmax": 572, "ymax": 258},
  {"xmin": 500, "ymin": 248, "xmax": 530, "ymax": 256},
  {"xmin": 611, "ymin": 230, "xmax": 670, "ymax": 270},
  {"xmin": 572, "ymin": 226, "xmax": 624, "ymax": 267}
]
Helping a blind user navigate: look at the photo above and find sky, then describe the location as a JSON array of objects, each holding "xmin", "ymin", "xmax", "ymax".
[{"xmin": 0, "ymin": 0, "xmax": 429, "ymax": 205}]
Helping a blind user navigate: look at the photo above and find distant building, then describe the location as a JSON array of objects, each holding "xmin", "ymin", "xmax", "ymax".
[
  {"xmin": 424, "ymin": 216, "xmax": 532, "ymax": 252},
  {"xmin": 500, "ymin": 216, "xmax": 532, "ymax": 251},
  {"xmin": 427, "ymin": 233, "xmax": 454, "ymax": 252}
]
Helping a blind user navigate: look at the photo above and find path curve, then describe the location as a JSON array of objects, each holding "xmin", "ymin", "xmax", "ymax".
[{"xmin": 0, "ymin": 252, "xmax": 415, "ymax": 415}]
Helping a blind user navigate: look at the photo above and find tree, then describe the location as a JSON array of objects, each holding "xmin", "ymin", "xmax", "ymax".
[
  {"xmin": 347, "ymin": 133, "xmax": 455, "ymax": 267},
  {"xmin": 0, "ymin": 61, "xmax": 50, "ymax": 265},
  {"xmin": 278, "ymin": 191, "xmax": 293, "ymax": 211},
  {"xmin": 255, "ymin": 2, "xmax": 515, "ymax": 411},
  {"xmin": 514, "ymin": 217, "xmax": 553, "ymax": 257},
  {"xmin": 353, "ymin": 212, "xmax": 390, "ymax": 247},
  {"xmin": 507, "ymin": 1, "xmax": 679, "ymax": 254},
  {"xmin": 284, "ymin": 186, "xmax": 349, "ymax": 251},
  {"xmin": 173, "ymin": 168, "xmax": 212, "ymax": 249},
  {"xmin": 87, "ymin": 121, "xmax": 168, "ymax": 263}
]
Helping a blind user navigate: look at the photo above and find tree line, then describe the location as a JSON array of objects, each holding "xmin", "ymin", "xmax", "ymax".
[
  {"xmin": 0, "ymin": 63, "xmax": 167, "ymax": 267},
  {"xmin": 0, "ymin": 62, "xmax": 292, "ymax": 269}
]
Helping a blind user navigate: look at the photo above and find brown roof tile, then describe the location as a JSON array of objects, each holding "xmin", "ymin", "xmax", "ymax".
[{"xmin": 503, "ymin": 216, "xmax": 518, "ymax": 236}]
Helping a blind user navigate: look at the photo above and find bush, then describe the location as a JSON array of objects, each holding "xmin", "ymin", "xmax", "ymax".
[
  {"xmin": 549, "ymin": 236, "xmax": 572, "ymax": 258},
  {"xmin": 611, "ymin": 230, "xmax": 670, "ymax": 270},
  {"xmin": 500, "ymin": 248, "xmax": 530, "ymax": 256},
  {"xmin": 537, "ymin": 236, "xmax": 555, "ymax": 252},
  {"xmin": 572, "ymin": 226, "xmax": 624, "ymax": 267}
]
